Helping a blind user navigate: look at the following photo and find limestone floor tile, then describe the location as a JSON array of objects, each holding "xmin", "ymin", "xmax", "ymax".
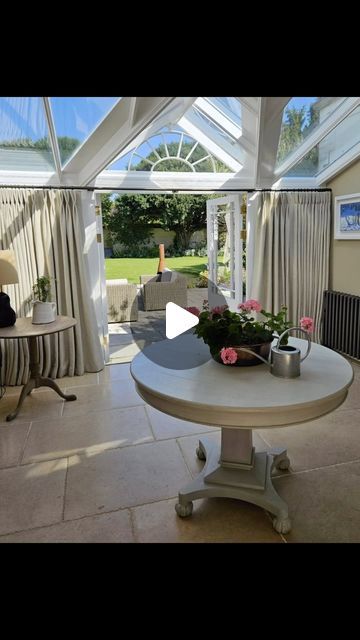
[
  {"xmin": 132, "ymin": 497, "xmax": 282, "ymax": 543},
  {"xmin": 62, "ymin": 380, "xmax": 144, "ymax": 418},
  {"xmin": 0, "ymin": 509, "xmax": 134, "ymax": 543},
  {"xmin": 272, "ymin": 461, "xmax": 360, "ymax": 542},
  {"xmin": 54, "ymin": 372, "xmax": 100, "ymax": 390},
  {"xmin": 177, "ymin": 430, "xmax": 268, "ymax": 478},
  {"xmin": 145, "ymin": 405, "xmax": 216, "ymax": 440},
  {"xmin": 258, "ymin": 408, "xmax": 360, "ymax": 471},
  {"xmin": 336, "ymin": 376, "xmax": 360, "ymax": 410},
  {"xmin": 0, "ymin": 422, "xmax": 30, "ymax": 469},
  {"xmin": 0, "ymin": 458, "xmax": 67, "ymax": 536},
  {"xmin": 98, "ymin": 363, "xmax": 131, "ymax": 383},
  {"xmin": 0, "ymin": 391, "xmax": 64, "ymax": 426},
  {"xmin": 22, "ymin": 406, "xmax": 153, "ymax": 464},
  {"xmin": 64, "ymin": 439, "xmax": 192, "ymax": 520}
]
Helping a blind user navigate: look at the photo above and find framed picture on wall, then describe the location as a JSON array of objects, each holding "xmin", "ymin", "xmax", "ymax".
[{"xmin": 335, "ymin": 193, "xmax": 360, "ymax": 239}]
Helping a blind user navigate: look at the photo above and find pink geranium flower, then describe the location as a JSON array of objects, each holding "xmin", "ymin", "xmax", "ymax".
[
  {"xmin": 185, "ymin": 306, "xmax": 200, "ymax": 316},
  {"xmin": 300, "ymin": 316, "xmax": 314, "ymax": 332},
  {"xmin": 220, "ymin": 347, "xmax": 238, "ymax": 365},
  {"xmin": 211, "ymin": 305, "xmax": 228, "ymax": 315},
  {"xmin": 238, "ymin": 299, "xmax": 262, "ymax": 313}
]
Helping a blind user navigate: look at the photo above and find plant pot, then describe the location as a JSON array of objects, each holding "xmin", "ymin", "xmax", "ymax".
[
  {"xmin": 212, "ymin": 342, "xmax": 272, "ymax": 367},
  {"xmin": 32, "ymin": 301, "xmax": 56, "ymax": 324}
]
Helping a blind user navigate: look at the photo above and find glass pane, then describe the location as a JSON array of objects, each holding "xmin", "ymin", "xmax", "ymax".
[
  {"xmin": 0, "ymin": 97, "xmax": 55, "ymax": 171},
  {"xmin": 285, "ymin": 104, "xmax": 360, "ymax": 177},
  {"xmin": 276, "ymin": 97, "xmax": 347, "ymax": 166},
  {"xmin": 208, "ymin": 97, "xmax": 242, "ymax": 127},
  {"xmin": 50, "ymin": 97, "xmax": 120, "ymax": 165},
  {"xmin": 192, "ymin": 106, "xmax": 238, "ymax": 148}
]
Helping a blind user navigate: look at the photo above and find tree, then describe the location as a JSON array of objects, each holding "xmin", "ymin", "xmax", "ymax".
[
  {"xmin": 277, "ymin": 103, "xmax": 320, "ymax": 175},
  {"xmin": 0, "ymin": 136, "xmax": 80, "ymax": 162},
  {"xmin": 104, "ymin": 194, "xmax": 159, "ymax": 253},
  {"xmin": 159, "ymin": 194, "xmax": 208, "ymax": 252},
  {"xmin": 103, "ymin": 193, "xmax": 209, "ymax": 254}
]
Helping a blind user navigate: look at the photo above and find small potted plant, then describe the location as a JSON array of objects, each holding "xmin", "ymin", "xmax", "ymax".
[
  {"xmin": 32, "ymin": 276, "xmax": 56, "ymax": 324},
  {"xmin": 188, "ymin": 299, "xmax": 313, "ymax": 366}
]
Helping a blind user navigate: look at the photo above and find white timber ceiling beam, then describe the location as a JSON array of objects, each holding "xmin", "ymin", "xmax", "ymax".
[
  {"xmin": 254, "ymin": 97, "xmax": 291, "ymax": 188},
  {"xmin": 42, "ymin": 97, "xmax": 62, "ymax": 180},
  {"xmin": 62, "ymin": 97, "xmax": 188, "ymax": 186},
  {"xmin": 274, "ymin": 96, "xmax": 360, "ymax": 180},
  {"xmin": 94, "ymin": 169, "xmax": 251, "ymax": 192}
]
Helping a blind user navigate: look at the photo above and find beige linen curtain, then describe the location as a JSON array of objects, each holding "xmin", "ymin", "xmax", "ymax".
[
  {"xmin": 0, "ymin": 188, "xmax": 104, "ymax": 385},
  {"xmin": 250, "ymin": 191, "xmax": 331, "ymax": 343}
]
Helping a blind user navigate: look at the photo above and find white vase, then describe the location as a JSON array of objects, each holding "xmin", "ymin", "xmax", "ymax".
[{"xmin": 32, "ymin": 301, "xmax": 56, "ymax": 324}]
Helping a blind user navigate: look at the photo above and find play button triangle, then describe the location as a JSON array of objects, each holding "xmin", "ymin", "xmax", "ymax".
[{"xmin": 166, "ymin": 302, "xmax": 199, "ymax": 340}]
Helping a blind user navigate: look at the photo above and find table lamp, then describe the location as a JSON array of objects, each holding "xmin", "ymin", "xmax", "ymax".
[{"xmin": 0, "ymin": 250, "xmax": 19, "ymax": 327}]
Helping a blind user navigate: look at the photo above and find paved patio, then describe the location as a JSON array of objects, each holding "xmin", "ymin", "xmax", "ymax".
[{"xmin": 108, "ymin": 287, "xmax": 207, "ymax": 364}]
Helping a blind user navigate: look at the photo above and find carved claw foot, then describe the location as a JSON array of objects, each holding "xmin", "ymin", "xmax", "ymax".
[
  {"xmin": 273, "ymin": 517, "xmax": 292, "ymax": 534},
  {"xmin": 175, "ymin": 501, "xmax": 193, "ymax": 517},
  {"xmin": 196, "ymin": 445, "xmax": 206, "ymax": 461},
  {"xmin": 275, "ymin": 456, "xmax": 290, "ymax": 471}
]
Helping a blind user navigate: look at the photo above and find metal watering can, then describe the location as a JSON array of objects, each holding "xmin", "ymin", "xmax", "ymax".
[{"xmin": 240, "ymin": 327, "xmax": 312, "ymax": 378}]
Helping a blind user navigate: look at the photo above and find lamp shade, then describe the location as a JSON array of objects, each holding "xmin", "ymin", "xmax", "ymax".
[{"xmin": 0, "ymin": 250, "xmax": 19, "ymax": 285}]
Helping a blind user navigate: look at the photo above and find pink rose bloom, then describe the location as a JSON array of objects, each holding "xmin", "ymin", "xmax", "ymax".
[
  {"xmin": 220, "ymin": 347, "xmax": 238, "ymax": 365},
  {"xmin": 185, "ymin": 306, "xmax": 200, "ymax": 316},
  {"xmin": 237, "ymin": 299, "xmax": 262, "ymax": 313},
  {"xmin": 300, "ymin": 316, "xmax": 314, "ymax": 332},
  {"xmin": 211, "ymin": 304, "xmax": 228, "ymax": 315}
]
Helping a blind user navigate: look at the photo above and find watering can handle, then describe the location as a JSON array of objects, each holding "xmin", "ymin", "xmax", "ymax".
[
  {"xmin": 276, "ymin": 327, "xmax": 311, "ymax": 362},
  {"xmin": 237, "ymin": 348, "xmax": 270, "ymax": 365}
]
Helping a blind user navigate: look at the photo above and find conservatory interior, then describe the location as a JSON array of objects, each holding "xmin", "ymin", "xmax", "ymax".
[{"xmin": 0, "ymin": 96, "xmax": 359, "ymax": 543}]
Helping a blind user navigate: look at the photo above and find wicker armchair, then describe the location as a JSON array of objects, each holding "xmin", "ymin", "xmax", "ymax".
[
  {"xmin": 140, "ymin": 273, "xmax": 187, "ymax": 311},
  {"xmin": 106, "ymin": 279, "xmax": 138, "ymax": 322}
]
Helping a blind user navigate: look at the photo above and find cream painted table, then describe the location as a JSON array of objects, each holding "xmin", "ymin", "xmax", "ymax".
[
  {"xmin": 131, "ymin": 334, "xmax": 354, "ymax": 534},
  {"xmin": 0, "ymin": 316, "xmax": 77, "ymax": 422}
]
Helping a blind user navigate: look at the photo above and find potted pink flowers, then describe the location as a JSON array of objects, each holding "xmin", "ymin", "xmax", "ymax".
[{"xmin": 188, "ymin": 299, "xmax": 313, "ymax": 366}]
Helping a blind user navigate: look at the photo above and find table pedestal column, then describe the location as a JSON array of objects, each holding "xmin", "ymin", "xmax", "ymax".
[
  {"xmin": 6, "ymin": 336, "xmax": 77, "ymax": 422},
  {"xmin": 175, "ymin": 428, "xmax": 292, "ymax": 534}
]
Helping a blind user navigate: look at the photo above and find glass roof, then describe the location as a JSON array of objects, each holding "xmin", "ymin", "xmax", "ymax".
[
  {"xmin": 276, "ymin": 97, "xmax": 347, "ymax": 167},
  {"xmin": 50, "ymin": 97, "xmax": 120, "ymax": 166},
  {"xmin": 285, "ymin": 104, "xmax": 360, "ymax": 177},
  {"xmin": 0, "ymin": 97, "xmax": 55, "ymax": 171},
  {"xmin": 0, "ymin": 96, "xmax": 358, "ymax": 188}
]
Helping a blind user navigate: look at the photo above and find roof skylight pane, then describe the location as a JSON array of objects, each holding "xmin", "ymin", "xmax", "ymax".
[
  {"xmin": 285, "ymin": 104, "xmax": 360, "ymax": 177},
  {"xmin": 276, "ymin": 97, "xmax": 347, "ymax": 166},
  {"xmin": 208, "ymin": 97, "xmax": 242, "ymax": 127},
  {"xmin": 191, "ymin": 106, "xmax": 238, "ymax": 147},
  {"xmin": 50, "ymin": 97, "xmax": 120, "ymax": 166},
  {"xmin": 0, "ymin": 97, "xmax": 55, "ymax": 171}
]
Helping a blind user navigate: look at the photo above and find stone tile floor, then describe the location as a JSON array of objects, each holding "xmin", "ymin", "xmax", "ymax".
[{"xmin": 0, "ymin": 348, "xmax": 359, "ymax": 542}]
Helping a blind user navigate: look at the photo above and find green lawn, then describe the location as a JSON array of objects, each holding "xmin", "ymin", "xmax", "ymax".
[{"xmin": 105, "ymin": 256, "xmax": 208, "ymax": 284}]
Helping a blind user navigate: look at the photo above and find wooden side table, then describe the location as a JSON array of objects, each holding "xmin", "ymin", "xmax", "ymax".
[{"xmin": 0, "ymin": 316, "xmax": 77, "ymax": 422}]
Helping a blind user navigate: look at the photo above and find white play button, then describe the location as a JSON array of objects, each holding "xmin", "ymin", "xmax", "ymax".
[{"xmin": 166, "ymin": 302, "xmax": 199, "ymax": 339}]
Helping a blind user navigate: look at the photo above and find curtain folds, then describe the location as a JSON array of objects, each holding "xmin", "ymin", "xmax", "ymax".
[
  {"xmin": 250, "ymin": 191, "xmax": 331, "ymax": 343},
  {"xmin": 0, "ymin": 188, "xmax": 104, "ymax": 385}
]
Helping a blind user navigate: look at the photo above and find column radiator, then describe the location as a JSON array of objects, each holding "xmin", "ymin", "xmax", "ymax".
[{"xmin": 322, "ymin": 290, "xmax": 360, "ymax": 359}]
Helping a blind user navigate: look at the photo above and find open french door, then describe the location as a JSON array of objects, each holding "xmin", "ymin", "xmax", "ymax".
[{"xmin": 206, "ymin": 193, "xmax": 246, "ymax": 311}]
